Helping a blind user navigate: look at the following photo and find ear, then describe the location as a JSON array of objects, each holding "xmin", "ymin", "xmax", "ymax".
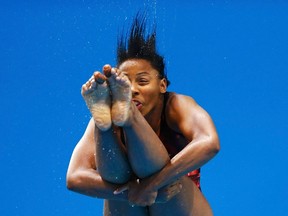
[{"xmin": 160, "ymin": 78, "xmax": 167, "ymax": 93}]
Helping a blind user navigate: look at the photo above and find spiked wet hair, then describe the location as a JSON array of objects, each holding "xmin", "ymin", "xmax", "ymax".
[{"xmin": 116, "ymin": 13, "xmax": 170, "ymax": 86}]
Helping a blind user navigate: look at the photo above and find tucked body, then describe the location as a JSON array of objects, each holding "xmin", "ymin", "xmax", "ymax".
[{"xmin": 66, "ymin": 14, "xmax": 220, "ymax": 216}]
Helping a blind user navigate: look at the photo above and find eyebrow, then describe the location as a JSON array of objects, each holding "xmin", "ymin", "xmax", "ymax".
[
  {"xmin": 136, "ymin": 71, "xmax": 151, "ymax": 76},
  {"xmin": 123, "ymin": 71, "xmax": 151, "ymax": 77}
]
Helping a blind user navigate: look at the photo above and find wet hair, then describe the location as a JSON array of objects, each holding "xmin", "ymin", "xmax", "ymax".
[{"xmin": 117, "ymin": 12, "xmax": 170, "ymax": 86}]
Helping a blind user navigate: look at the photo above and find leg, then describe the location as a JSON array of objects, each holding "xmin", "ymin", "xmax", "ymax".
[
  {"xmin": 105, "ymin": 67, "xmax": 213, "ymax": 215},
  {"xmin": 149, "ymin": 177, "xmax": 213, "ymax": 216},
  {"xmin": 95, "ymin": 126, "xmax": 132, "ymax": 184},
  {"xmin": 106, "ymin": 67, "xmax": 170, "ymax": 178},
  {"xmin": 82, "ymin": 69, "xmax": 149, "ymax": 215},
  {"xmin": 123, "ymin": 109, "xmax": 170, "ymax": 178},
  {"xmin": 82, "ymin": 70, "xmax": 132, "ymax": 183},
  {"xmin": 95, "ymin": 127, "xmax": 150, "ymax": 215}
]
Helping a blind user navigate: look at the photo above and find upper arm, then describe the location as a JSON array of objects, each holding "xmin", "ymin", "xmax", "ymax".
[
  {"xmin": 166, "ymin": 94, "xmax": 219, "ymax": 144},
  {"xmin": 67, "ymin": 118, "xmax": 97, "ymax": 176}
]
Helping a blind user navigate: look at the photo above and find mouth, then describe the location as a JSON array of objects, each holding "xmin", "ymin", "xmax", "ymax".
[{"xmin": 132, "ymin": 100, "xmax": 143, "ymax": 110}]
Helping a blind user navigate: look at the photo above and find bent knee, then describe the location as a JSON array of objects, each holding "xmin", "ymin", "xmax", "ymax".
[{"xmin": 101, "ymin": 171, "xmax": 132, "ymax": 184}]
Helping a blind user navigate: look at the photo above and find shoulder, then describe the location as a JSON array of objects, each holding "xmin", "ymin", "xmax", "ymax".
[
  {"xmin": 165, "ymin": 92, "xmax": 197, "ymax": 130},
  {"xmin": 165, "ymin": 92, "xmax": 198, "ymax": 123},
  {"xmin": 165, "ymin": 92, "xmax": 215, "ymax": 140},
  {"xmin": 166, "ymin": 92, "xmax": 198, "ymax": 110}
]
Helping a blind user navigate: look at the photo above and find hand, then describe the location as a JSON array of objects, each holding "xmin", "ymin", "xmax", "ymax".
[
  {"xmin": 155, "ymin": 179, "xmax": 182, "ymax": 203},
  {"xmin": 114, "ymin": 178, "xmax": 158, "ymax": 207},
  {"xmin": 114, "ymin": 178, "xmax": 183, "ymax": 206}
]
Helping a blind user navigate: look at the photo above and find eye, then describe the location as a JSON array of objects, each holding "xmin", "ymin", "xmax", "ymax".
[{"xmin": 138, "ymin": 78, "xmax": 149, "ymax": 85}]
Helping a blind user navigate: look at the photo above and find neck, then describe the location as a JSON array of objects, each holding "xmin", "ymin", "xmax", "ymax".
[{"xmin": 145, "ymin": 95, "xmax": 164, "ymax": 135}]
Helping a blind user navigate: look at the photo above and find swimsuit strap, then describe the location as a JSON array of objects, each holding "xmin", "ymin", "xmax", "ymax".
[{"xmin": 161, "ymin": 92, "xmax": 170, "ymax": 123}]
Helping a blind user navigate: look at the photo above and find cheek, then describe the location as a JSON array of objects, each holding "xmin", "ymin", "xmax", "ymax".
[
  {"xmin": 139, "ymin": 82, "xmax": 162, "ymax": 102},
  {"xmin": 141, "ymin": 86, "xmax": 154, "ymax": 95},
  {"xmin": 142, "ymin": 88, "xmax": 160, "ymax": 103}
]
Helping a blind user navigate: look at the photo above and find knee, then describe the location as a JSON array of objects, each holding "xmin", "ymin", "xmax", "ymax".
[{"xmin": 101, "ymin": 171, "xmax": 132, "ymax": 184}]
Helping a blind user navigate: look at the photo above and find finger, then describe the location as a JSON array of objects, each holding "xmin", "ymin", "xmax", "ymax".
[
  {"xmin": 167, "ymin": 180, "xmax": 181, "ymax": 190},
  {"xmin": 113, "ymin": 185, "xmax": 129, "ymax": 195},
  {"xmin": 169, "ymin": 183, "xmax": 182, "ymax": 194}
]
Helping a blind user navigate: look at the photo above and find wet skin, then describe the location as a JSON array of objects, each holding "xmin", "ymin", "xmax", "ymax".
[{"xmin": 67, "ymin": 59, "xmax": 219, "ymax": 215}]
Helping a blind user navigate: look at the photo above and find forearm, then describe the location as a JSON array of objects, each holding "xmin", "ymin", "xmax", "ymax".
[
  {"xmin": 66, "ymin": 168, "xmax": 128, "ymax": 201},
  {"xmin": 146, "ymin": 137, "xmax": 219, "ymax": 191}
]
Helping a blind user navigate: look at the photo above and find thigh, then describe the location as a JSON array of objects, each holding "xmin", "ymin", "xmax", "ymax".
[
  {"xmin": 149, "ymin": 177, "xmax": 213, "ymax": 216},
  {"xmin": 104, "ymin": 200, "xmax": 149, "ymax": 216}
]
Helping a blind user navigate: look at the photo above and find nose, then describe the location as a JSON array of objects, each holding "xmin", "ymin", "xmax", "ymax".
[{"xmin": 131, "ymin": 82, "xmax": 139, "ymax": 95}]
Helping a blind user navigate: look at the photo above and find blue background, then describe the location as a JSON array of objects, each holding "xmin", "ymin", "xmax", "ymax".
[{"xmin": 1, "ymin": 0, "xmax": 287, "ymax": 215}]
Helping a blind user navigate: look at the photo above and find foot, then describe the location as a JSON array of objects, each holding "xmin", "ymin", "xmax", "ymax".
[
  {"xmin": 81, "ymin": 71, "xmax": 112, "ymax": 131},
  {"xmin": 103, "ymin": 65, "xmax": 132, "ymax": 126}
]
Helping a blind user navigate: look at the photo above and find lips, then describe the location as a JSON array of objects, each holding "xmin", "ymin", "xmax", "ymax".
[{"xmin": 132, "ymin": 99, "xmax": 143, "ymax": 109}]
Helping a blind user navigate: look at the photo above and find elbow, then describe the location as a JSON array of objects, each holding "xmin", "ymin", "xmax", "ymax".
[
  {"xmin": 203, "ymin": 134, "xmax": 220, "ymax": 159},
  {"xmin": 66, "ymin": 171, "xmax": 79, "ymax": 192},
  {"xmin": 66, "ymin": 174, "xmax": 74, "ymax": 191},
  {"xmin": 209, "ymin": 135, "xmax": 220, "ymax": 157}
]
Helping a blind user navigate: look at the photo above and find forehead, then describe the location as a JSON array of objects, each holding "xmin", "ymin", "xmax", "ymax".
[{"xmin": 119, "ymin": 59, "xmax": 158, "ymax": 76}]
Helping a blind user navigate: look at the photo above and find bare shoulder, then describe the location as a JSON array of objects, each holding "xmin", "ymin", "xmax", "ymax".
[
  {"xmin": 166, "ymin": 92, "xmax": 198, "ymax": 111},
  {"xmin": 165, "ymin": 92, "xmax": 198, "ymax": 123},
  {"xmin": 165, "ymin": 92, "xmax": 216, "ymax": 140}
]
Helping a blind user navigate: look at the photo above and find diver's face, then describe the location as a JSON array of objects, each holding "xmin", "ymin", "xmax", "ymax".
[{"xmin": 118, "ymin": 59, "xmax": 167, "ymax": 117}]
